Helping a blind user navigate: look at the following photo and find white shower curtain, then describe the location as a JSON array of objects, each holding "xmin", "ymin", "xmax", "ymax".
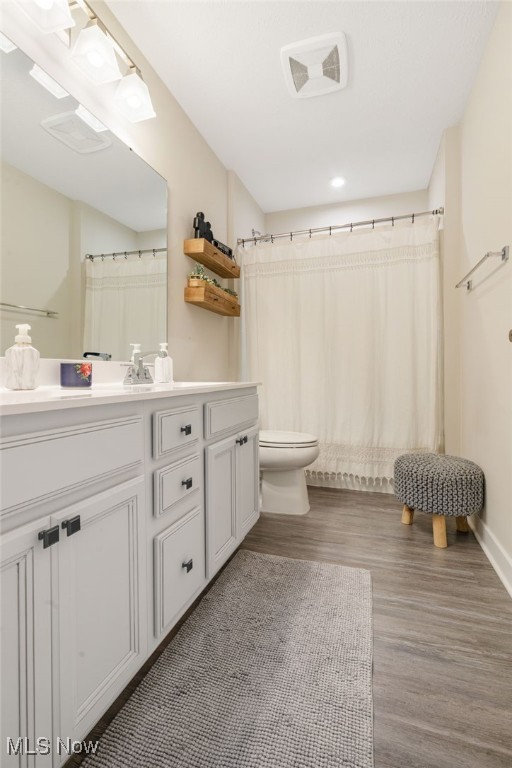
[
  {"xmin": 239, "ymin": 218, "xmax": 442, "ymax": 491},
  {"xmin": 84, "ymin": 255, "xmax": 167, "ymax": 362}
]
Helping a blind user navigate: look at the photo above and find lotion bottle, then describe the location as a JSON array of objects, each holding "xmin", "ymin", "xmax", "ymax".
[
  {"xmin": 154, "ymin": 342, "xmax": 173, "ymax": 384},
  {"xmin": 4, "ymin": 323, "xmax": 40, "ymax": 390},
  {"xmin": 129, "ymin": 343, "xmax": 141, "ymax": 363}
]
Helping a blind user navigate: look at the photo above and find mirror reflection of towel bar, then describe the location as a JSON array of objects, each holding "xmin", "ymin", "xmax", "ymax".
[
  {"xmin": 456, "ymin": 245, "xmax": 509, "ymax": 291},
  {"xmin": 0, "ymin": 301, "xmax": 58, "ymax": 318}
]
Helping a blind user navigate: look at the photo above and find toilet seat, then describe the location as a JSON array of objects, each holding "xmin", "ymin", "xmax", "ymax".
[{"xmin": 259, "ymin": 430, "xmax": 318, "ymax": 448}]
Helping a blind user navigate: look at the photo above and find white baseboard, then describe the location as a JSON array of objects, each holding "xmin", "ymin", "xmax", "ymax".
[{"xmin": 468, "ymin": 515, "xmax": 512, "ymax": 599}]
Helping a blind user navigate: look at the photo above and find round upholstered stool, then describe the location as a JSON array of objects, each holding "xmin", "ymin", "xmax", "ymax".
[{"xmin": 394, "ymin": 453, "xmax": 484, "ymax": 548}]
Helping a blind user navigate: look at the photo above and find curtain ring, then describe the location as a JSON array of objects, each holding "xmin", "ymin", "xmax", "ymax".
[
  {"xmin": 392, "ymin": 217, "xmax": 394, "ymax": 227},
  {"xmin": 290, "ymin": 232, "xmax": 293, "ymax": 241},
  {"xmin": 124, "ymin": 251, "xmax": 127, "ymax": 260},
  {"xmin": 254, "ymin": 237, "xmax": 257, "ymax": 245},
  {"xmin": 138, "ymin": 250, "xmax": 142, "ymax": 259},
  {"xmin": 329, "ymin": 226, "xmax": 332, "ymax": 236},
  {"xmin": 412, "ymin": 213, "xmax": 415, "ymax": 224},
  {"xmin": 350, "ymin": 223, "xmax": 353, "ymax": 232},
  {"xmin": 309, "ymin": 229, "xmax": 311, "ymax": 238},
  {"xmin": 101, "ymin": 254, "xmax": 104, "ymax": 262},
  {"xmin": 113, "ymin": 253, "xmax": 116, "ymax": 261},
  {"xmin": 271, "ymin": 235, "xmax": 274, "ymax": 244},
  {"xmin": 153, "ymin": 249, "xmax": 156, "ymax": 258},
  {"xmin": 372, "ymin": 220, "xmax": 375, "ymax": 229}
]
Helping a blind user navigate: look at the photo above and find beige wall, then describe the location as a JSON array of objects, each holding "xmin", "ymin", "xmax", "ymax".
[
  {"xmin": 0, "ymin": 163, "xmax": 74, "ymax": 358},
  {"xmin": 432, "ymin": 3, "xmax": 512, "ymax": 593},
  {"xmin": 265, "ymin": 189, "xmax": 429, "ymax": 235}
]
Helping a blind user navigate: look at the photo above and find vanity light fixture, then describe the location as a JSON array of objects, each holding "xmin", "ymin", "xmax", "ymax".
[
  {"xmin": 29, "ymin": 63, "xmax": 69, "ymax": 98},
  {"xmin": 70, "ymin": 21, "xmax": 122, "ymax": 84},
  {"xmin": 16, "ymin": 0, "xmax": 75, "ymax": 34},
  {"xmin": 75, "ymin": 104, "xmax": 108, "ymax": 132},
  {"xmin": 330, "ymin": 176, "xmax": 346, "ymax": 188},
  {"xmin": 114, "ymin": 69, "xmax": 156, "ymax": 123},
  {"xmin": 0, "ymin": 32, "xmax": 17, "ymax": 53}
]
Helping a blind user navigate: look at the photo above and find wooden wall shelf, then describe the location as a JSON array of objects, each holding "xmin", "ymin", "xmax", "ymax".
[
  {"xmin": 184, "ymin": 238, "xmax": 240, "ymax": 278},
  {"xmin": 184, "ymin": 282, "xmax": 240, "ymax": 317}
]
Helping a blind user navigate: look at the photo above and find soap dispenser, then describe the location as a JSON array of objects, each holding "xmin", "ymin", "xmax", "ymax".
[
  {"xmin": 154, "ymin": 343, "xmax": 173, "ymax": 384},
  {"xmin": 129, "ymin": 343, "xmax": 141, "ymax": 363},
  {"xmin": 4, "ymin": 323, "xmax": 40, "ymax": 390}
]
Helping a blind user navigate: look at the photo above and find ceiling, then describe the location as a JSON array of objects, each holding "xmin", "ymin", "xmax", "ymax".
[{"xmin": 107, "ymin": 0, "xmax": 499, "ymax": 214}]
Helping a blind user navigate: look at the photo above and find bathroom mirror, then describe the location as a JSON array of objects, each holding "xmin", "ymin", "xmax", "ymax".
[{"xmin": 0, "ymin": 42, "xmax": 167, "ymax": 361}]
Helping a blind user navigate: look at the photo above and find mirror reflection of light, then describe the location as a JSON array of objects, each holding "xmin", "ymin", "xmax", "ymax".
[{"xmin": 86, "ymin": 49, "xmax": 105, "ymax": 69}]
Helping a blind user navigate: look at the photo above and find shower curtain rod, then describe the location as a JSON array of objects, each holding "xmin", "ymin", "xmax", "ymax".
[
  {"xmin": 85, "ymin": 247, "xmax": 167, "ymax": 261},
  {"xmin": 237, "ymin": 207, "xmax": 444, "ymax": 246}
]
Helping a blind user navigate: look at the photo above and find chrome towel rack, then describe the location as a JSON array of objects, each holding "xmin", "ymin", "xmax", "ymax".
[
  {"xmin": 0, "ymin": 301, "xmax": 59, "ymax": 318},
  {"xmin": 456, "ymin": 245, "xmax": 509, "ymax": 291}
]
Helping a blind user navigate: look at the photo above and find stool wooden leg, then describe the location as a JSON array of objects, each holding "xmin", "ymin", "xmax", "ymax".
[
  {"xmin": 401, "ymin": 505, "xmax": 414, "ymax": 525},
  {"xmin": 432, "ymin": 514, "xmax": 447, "ymax": 548},
  {"xmin": 456, "ymin": 516, "xmax": 470, "ymax": 533}
]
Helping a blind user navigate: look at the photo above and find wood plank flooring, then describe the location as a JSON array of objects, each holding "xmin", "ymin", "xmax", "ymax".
[{"xmin": 241, "ymin": 486, "xmax": 512, "ymax": 768}]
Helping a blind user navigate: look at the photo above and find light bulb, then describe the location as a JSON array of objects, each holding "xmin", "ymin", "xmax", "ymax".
[
  {"xmin": 86, "ymin": 49, "xmax": 104, "ymax": 68},
  {"xmin": 126, "ymin": 94, "xmax": 142, "ymax": 109}
]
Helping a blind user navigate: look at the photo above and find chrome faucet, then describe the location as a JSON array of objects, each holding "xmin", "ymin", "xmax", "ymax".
[{"xmin": 123, "ymin": 351, "xmax": 162, "ymax": 385}]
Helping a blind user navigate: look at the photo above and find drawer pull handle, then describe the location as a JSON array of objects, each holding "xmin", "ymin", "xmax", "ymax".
[
  {"xmin": 182, "ymin": 558, "xmax": 193, "ymax": 573},
  {"xmin": 181, "ymin": 424, "xmax": 192, "ymax": 436},
  {"xmin": 62, "ymin": 515, "xmax": 81, "ymax": 537},
  {"xmin": 236, "ymin": 435, "xmax": 249, "ymax": 446},
  {"xmin": 182, "ymin": 477, "xmax": 193, "ymax": 490},
  {"xmin": 38, "ymin": 525, "xmax": 59, "ymax": 549}
]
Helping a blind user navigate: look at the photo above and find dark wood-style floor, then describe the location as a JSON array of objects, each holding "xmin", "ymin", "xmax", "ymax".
[{"xmin": 241, "ymin": 487, "xmax": 512, "ymax": 768}]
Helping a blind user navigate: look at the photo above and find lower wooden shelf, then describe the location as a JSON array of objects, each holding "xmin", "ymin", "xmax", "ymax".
[{"xmin": 184, "ymin": 282, "xmax": 240, "ymax": 317}]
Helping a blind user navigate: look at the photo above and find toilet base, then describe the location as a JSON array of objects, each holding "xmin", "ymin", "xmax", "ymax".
[{"xmin": 260, "ymin": 468, "xmax": 310, "ymax": 515}]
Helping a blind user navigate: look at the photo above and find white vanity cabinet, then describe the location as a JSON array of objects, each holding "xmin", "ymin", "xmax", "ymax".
[
  {"xmin": 0, "ymin": 382, "xmax": 259, "ymax": 766},
  {"xmin": 1, "ymin": 517, "xmax": 53, "ymax": 767},
  {"xmin": 205, "ymin": 395, "xmax": 259, "ymax": 577}
]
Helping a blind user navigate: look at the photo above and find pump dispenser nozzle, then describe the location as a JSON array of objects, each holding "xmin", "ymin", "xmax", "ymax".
[{"xmin": 15, "ymin": 324, "xmax": 32, "ymax": 343}]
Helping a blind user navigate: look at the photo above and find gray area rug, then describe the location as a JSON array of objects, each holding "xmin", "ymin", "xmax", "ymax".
[{"xmin": 82, "ymin": 550, "xmax": 373, "ymax": 768}]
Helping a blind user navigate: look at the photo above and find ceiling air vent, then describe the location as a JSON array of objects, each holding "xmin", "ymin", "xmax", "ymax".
[
  {"xmin": 281, "ymin": 32, "xmax": 348, "ymax": 99},
  {"xmin": 41, "ymin": 112, "xmax": 112, "ymax": 154}
]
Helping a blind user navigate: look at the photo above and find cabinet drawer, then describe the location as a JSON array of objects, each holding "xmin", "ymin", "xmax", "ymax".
[
  {"xmin": 154, "ymin": 455, "xmax": 201, "ymax": 520},
  {"xmin": 154, "ymin": 507, "xmax": 205, "ymax": 637},
  {"xmin": 0, "ymin": 417, "xmax": 143, "ymax": 517},
  {"xmin": 204, "ymin": 394, "xmax": 258, "ymax": 439},
  {"xmin": 153, "ymin": 406, "xmax": 200, "ymax": 459}
]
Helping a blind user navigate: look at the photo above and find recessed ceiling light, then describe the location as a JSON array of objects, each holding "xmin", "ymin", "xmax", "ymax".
[
  {"xmin": 0, "ymin": 32, "xmax": 17, "ymax": 53},
  {"xmin": 75, "ymin": 104, "xmax": 108, "ymax": 133},
  {"xmin": 330, "ymin": 176, "xmax": 346, "ymax": 188},
  {"xmin": 29, "ymin": 64, "xmax": 69, "ymax": 98}
]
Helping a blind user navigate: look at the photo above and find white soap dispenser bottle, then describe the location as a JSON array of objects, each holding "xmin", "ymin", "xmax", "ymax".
[
  {"xmin": 129, "ymin": 343, "xmax": 141, "ymax": 363},
  {"xmin": 154, "ymin": 342, "xmax": 173, "ymax": 384},
  {"xmin": 4, "ymin": 323, "xmax": 40, "ymax": 390}
]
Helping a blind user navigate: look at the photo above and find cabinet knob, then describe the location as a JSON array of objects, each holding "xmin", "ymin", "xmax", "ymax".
[
  {"xmin": 236, "ymin": 436, "xmax": 244, "ymax": 445},
  {"xmin": 38, "ymin": 525, "xmax": 60, "ymax": 549},
  {"xmin": 182, "ymin": 558, "xmax": 193, "ymax": 573},
  {"xmin": 181, "ymin": 424, "xmax": 192, "ymax": 436},
  {"xmin": 62, "ymin": 515, "xmax": 81, "ymax": 537},
  {"xmin": 181, "ymin": 477, "xmax": 193, "ymax": 490}
]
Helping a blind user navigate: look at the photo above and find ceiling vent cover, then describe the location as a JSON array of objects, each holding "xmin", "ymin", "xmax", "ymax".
[
  {"xmin": 281, "ymin": 32, "xmax": 348, "ymax": 99},
  {"xmin": 41, "ymin": 112, "xmax": 112, "ymax": 154}
]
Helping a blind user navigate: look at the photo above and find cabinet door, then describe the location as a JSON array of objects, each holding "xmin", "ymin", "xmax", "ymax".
[
  {"xmin": 205, "ymin": 435, "xmax": 237, "ymax": 578},
  {"xmin": 51, "ymin": 477, "xmax": 147, "ymax": 752},
  {"xmin": 236, "ymin": 425, "xmax": 260, "ymax": 539},
  {"xmin": 1, "ymin": 518, "xmax": 53, "ymax": 768}
]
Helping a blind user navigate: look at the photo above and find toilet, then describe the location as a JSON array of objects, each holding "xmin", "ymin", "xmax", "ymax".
[{"xmin": 259, "ymin": 430, "xmax": 320, "ymax": 515}]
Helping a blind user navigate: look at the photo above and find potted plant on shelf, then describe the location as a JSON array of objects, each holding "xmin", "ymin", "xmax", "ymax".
[{"xmin": 187, "ymin": 264, "xmax": 238, "ymax": 299}]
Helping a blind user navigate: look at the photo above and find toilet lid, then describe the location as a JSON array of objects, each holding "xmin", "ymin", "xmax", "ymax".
[{"xmin": 259, "ymin": 430, "xmax": 318, "ymax": 448}]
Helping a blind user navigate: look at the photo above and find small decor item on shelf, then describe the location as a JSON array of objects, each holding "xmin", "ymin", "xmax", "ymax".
[
  {"xmin": 192, "ymin": 211, "xmax": 233, "ymax": 259},
  {"xmin": 60, "ymin": 362, "xmax": 93, "ymax": 388},
  {"xmin": 188, "ymin": 264, "xmax": 238, "ymax": 298}
]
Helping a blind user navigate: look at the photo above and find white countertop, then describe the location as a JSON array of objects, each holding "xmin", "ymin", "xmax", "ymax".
[{"xmin": 0, "ymin": 381, "xmax": 260, "ymax": 416}]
